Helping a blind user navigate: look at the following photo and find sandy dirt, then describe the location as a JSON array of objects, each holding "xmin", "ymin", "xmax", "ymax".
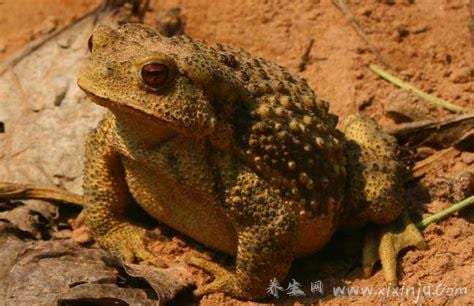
[
  {"xmin": 0, "ymin": 0, "xmax": 100, "ymax": 60},
  {"xmin": 0, "ymin": 0, "xmax": 472, "ymax": 305}
]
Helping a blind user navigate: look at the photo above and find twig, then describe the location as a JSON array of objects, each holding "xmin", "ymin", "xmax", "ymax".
[
  {"xmin": 130, "ymin": 0, "xmax": 150, "ymax": 23},
  {"xmin": 332, "ymin": 0, "xmax": 397, "ymax": 71},
  {"xmin": 390, "ymin": 114, "xmax": 474, "ymax": 152},
  {"xmin": 389, "ymin": 114, "xmax": 474, "ymax": 139},
  {"xmin": 417, "ymin": 195, "xmax": 474, "ymax": 229},
  {"xmin": 0, "ymin": 0, "xmax": 150, "ymax": 75},
  {"xmin": 470, "ymin": 0, "xmax": 474, "ymax": 47},
  {"xmin": 0, "ymin": 182, "xmax": 83, "ymax": 206},
  {"xmin": 297, "ymin": 38, "xmax": 314, "ymax": 72},
  {"xmin": 369, "ymin": 64, "xmax": 466, "ymax": 113},
  {"xmin": 0, "ymin": 0, "xmax": 115, "ymax": 75},
  {"xmin": 408, "ymin": 147, "xmax": 460, "ymax": 181}
]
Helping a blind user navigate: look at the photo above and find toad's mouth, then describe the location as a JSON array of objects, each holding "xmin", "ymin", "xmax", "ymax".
[
  {"xmin": 78, "ymin": 82, "xmax": 176, "ymax": 126},
  {"xmin": 80, "ymin": 87, "xmax": 181, "ymax": 143}
]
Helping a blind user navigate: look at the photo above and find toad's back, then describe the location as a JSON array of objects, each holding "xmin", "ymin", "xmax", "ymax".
[{"xmin": 166, "ymin": 36, "xmax": 347, "ymax": 220}]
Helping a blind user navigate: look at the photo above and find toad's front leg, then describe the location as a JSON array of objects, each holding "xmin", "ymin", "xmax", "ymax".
[
  {"xmin": 190, "ymin": 167, "xmax": 297, "ymax": 299},
  {"xmin": 83, "ymin": 117, "xmax": 164, "ymax": 266}
]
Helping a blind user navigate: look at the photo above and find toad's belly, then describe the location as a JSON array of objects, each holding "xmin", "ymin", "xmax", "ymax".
[
  {"xmin": 294, "ymin": 199, "xmax": 341, "ymax": 257},
  {"xmin": 120, "ymin": 138, "xmax": 340, "ymax": 258},
  {"xmin": 122, "ymin": 156, "xmax": 238, "ymax": 256},
  {"xmin": 124, "ymin": 160, "xmax": 339, "ymax": 258}
]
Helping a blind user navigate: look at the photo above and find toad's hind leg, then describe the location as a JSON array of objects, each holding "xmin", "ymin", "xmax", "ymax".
[
  {"xmin": 189, "ymin": 164, "xmax": 296, "ymax": 299},
  {"xmin": 343, "ymin": 114, "xmax": 426, "ymax": 286}
]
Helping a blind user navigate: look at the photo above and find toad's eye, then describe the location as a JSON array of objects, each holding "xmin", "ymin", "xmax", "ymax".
[{"xmin": 141, "ymin": 63, "xmax": 169, "ymax": 90}]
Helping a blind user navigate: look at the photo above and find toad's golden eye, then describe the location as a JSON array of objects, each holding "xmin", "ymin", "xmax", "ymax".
[{"xmin": 140, "ymin": 63, "xmax": 169, "ymax": 91}]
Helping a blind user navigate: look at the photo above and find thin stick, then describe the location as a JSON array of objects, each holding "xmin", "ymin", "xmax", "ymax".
[
  {"xmin": 332, "ymin": 0, "xmax": 397, "ymax": 71},
  {"xmin": 388, "ymin": 114, "xmax": 474, "ymax": 139},
  {"xmin": 369, "ymin": 64, "xmax": 466, "ymax": 113},
  {"xmin": 0, "ymin": 182, "xmax": 83, "ymax": 206},
  {"xmin": 298, "ymin": 38, "xmax": 314, "ymax": 72},
  {"xmin": 470, "ymin": 0, "xmax": 474, "ymax": 47},
  {"xmin": 417, "ymin": 196, "xmax": 474, "ymax": 229},
  {"xmin": 409, "ymin": 147, "xmax": 459, "ymax": 181},
  {"xmin": 131, "ymin": 0, "xmax": 150, "ymax": 22}
]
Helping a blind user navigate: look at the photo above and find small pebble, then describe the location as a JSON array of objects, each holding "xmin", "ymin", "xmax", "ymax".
[{"xmin": 450, "ymin": 67, "xmax": 473, "ymax": 84}]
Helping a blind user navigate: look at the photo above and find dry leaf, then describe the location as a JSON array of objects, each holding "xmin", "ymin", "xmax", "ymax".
[{"xmin": 0, "ymin": 228, "xmax": 192, "ymax": 305}]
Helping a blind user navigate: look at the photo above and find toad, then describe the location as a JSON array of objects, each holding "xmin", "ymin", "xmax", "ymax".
[{"xmin": 77, "ymin": 23, "xmax": 426, "ymax": 299}]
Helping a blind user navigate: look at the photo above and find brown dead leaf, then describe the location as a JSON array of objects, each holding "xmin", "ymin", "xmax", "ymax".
[
  {"xmin": 56, "ymin": 284, "xmax": 153, "ymax": 306},
  {"xmin": 0, "ymin": 5, "xmax": 108, "ymax": 193},
  {"xmin": 0, "ymin": 199, "xmax": 57, "ymax": 239},
  {"xmin": 104, "ymin": 255, "xmax": 194, "ymax": 302},
  {"xmin": 0, "ymin": 228, "xmax": 192, "ymax": 305},
  {"xmin": 0, "ymin": 3, "xmax": 194, "ymax": 305},
  {"xmin": 5, "ymin": 238, "xmax": 115, "ymax": 305}
]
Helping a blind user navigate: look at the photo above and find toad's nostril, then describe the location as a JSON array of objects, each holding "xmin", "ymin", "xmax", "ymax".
[{"xmin": 87, "ymin": 35, "xmax": 93, "ymax": 52}]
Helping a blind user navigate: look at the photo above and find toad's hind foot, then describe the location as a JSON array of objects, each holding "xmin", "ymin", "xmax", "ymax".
[
  {"xmin": 187, "ymin": 256, "xmax": 244, "ymax": 298},
  {"xmin": 362, "ymin": 212, "xmax": 427, "ymax": 286}
]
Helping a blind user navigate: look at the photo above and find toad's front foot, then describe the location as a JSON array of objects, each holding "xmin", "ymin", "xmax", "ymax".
[
  {"xmin": 98, "ymin": 223, "xmax": 167, "ymax": 268},
  {"xmin": 188, "ymin": 256, "xmax": 249, "ymax": 299},
  {"xmin": 362, "ymin": 212, "xmax": 427, "ymax": 286}
]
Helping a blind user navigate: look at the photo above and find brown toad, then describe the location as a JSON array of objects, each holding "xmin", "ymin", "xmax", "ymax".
[{"xmin": 77, "ymin": 23, "xmax": 426, "ymax": 299}]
